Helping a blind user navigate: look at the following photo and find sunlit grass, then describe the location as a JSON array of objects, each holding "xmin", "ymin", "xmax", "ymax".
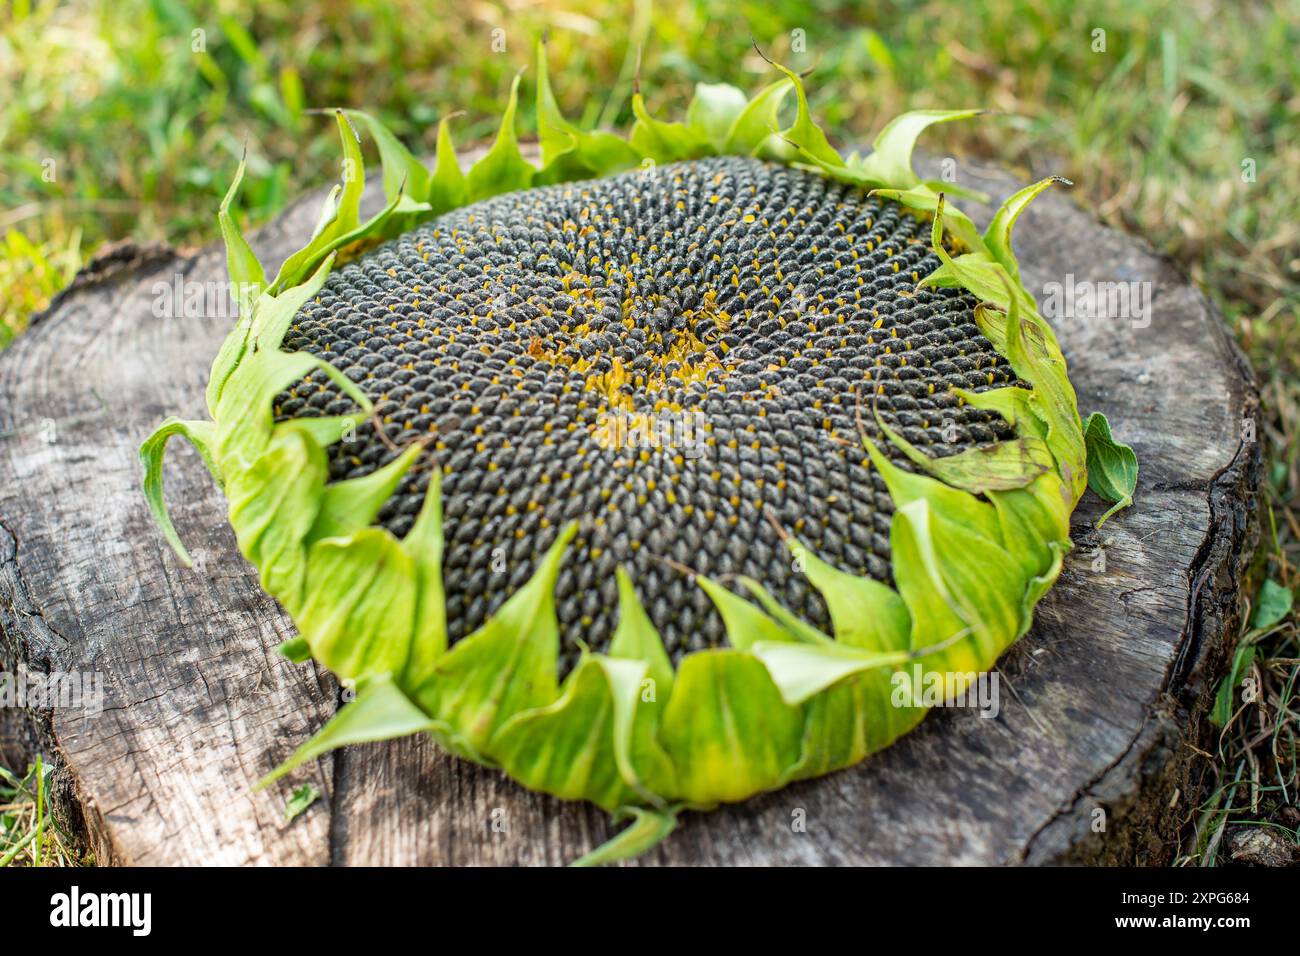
[{"xmin": 0, "ymin": 758, "xmax": 89, "ymax": 867}]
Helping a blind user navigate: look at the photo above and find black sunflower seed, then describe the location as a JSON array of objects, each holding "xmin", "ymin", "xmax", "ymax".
[{"xmin": 276, "ymin": 156, "xmax": 1020, "ymax": 674}]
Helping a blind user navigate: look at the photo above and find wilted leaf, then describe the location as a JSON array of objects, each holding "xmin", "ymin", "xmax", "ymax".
[
  {"xmin": 1082, "ymin": 412, "xmax": 1138, "ymax": 527},
  {"xmin": 1251, "ymin": 578, "xmax": 1293, "ymax": 631}
]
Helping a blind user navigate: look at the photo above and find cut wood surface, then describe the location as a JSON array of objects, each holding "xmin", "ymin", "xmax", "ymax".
[{"xmin": 0, "ymin": 156, "xmax": 1260, "ymax": 865}]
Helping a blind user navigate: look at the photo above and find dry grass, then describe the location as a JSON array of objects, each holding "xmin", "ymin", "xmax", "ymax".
[{"xmin": 0, "ymin": 759, "xmax": 90, "ymax": 867}]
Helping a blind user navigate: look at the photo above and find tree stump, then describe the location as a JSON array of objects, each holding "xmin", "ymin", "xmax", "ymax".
[{"xmin": 0, "ymin": 158, "xmax": 1261, "ymax": 865}]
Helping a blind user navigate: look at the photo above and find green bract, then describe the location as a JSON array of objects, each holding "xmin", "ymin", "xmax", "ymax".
[{"xmin": 142, "ymin": 42, "xmax": 1107, "ymax": 865}]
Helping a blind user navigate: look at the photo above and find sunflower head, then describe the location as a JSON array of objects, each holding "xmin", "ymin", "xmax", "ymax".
[{"xmin": 141, "ymin": 40, "xmax": 1092, "ymax": 865}]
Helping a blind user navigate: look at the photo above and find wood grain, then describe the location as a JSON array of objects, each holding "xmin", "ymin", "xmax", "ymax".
[{"xmin": 0, "ymin": 157, "xmax": 1260, "ymax": 865}]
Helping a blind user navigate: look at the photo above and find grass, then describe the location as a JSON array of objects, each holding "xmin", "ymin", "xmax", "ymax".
[
  {"xmin": 0, "ymin": 758, "xmax": 89, "ymax": 867},
  {"xmin": 1, "ymin": 0, "xmax": 1296, "ymax": 864},
  {"xmin": 1178, "ymin": 531, "xmax": 1300, "ymax": 866}
]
